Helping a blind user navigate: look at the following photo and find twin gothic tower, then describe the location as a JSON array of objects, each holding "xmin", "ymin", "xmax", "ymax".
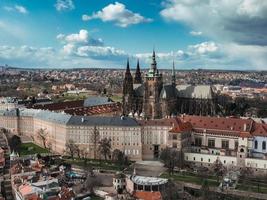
[{"xmin": 122, "ymin": 50, "xmax": 216, "ymax": 119}]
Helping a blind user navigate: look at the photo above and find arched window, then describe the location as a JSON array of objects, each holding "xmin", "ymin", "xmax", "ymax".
[
  {"xmin": 263, "ymin": 141, "xmax": 266, "ymax": 150},
  {"xmin": 255, "ymin": 140, "xmax": 258, "ymax": 149}
]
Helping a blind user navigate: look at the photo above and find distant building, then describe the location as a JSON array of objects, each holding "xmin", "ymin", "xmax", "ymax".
[{"xmin": 122, "ymin": 51, "xmax": 216, "ymax": 119}]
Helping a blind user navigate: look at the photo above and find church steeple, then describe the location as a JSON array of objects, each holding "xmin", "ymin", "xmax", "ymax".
[
  {"xmin": 134, "ymin": 59, "xmax": 142, "ymax": 84},
  {"xmin": 122, "ymin": 58, "xmax": 134, "ymax": 115},
  {"xmin": 172, "ymin": 60, "xmax": 176, "ymax": 86},
  {"xmin": 123, "ymin": 58, "xmax": 133, "ymax": 94},
  {"xmin": 151, "ymin": 49, "xmax": 157, "ymax": 72},
  {"xmin": 126, "ymin": 58, "xmax": 131, "ymax": 75}
]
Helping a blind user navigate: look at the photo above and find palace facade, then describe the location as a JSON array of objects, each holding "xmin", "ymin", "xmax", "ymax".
[
  {"xmin": 1, "ymin": 108, "xmax": 267, "ymax": 174},
  {"xmin": 122, "ymin": 51, "xmax": 217, "ymax": 119}
]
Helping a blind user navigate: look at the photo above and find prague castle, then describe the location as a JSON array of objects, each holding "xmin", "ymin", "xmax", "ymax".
[{"xmin": 122, "ymin": 50, "xmax": 216, "ymax": 119}]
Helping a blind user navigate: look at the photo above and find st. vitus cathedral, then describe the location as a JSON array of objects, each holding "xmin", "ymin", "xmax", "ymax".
[{"xmin": 122, "ymin": 50, "xmax": 216, "ymax": 119}]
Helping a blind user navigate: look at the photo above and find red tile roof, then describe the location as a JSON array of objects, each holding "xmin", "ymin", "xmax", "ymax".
[
  {"xmin": 251, "ymin": 123, "xmax": 267, "ymax": 136},
  {"xmin": 179, "ymin": 115, "xmax": 267, "ymax": 137},
  {"xmin": 180, "ymin": 115, "xmax": 253, "ymax": 133},
  {"xmin": 133, "ymin": 191, "xmax": 162, "ymax": 200}
]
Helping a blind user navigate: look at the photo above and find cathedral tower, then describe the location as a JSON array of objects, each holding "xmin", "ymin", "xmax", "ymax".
[
  {"xmin": 172, "ymin": 61, "xmax": 176, "ymax": 86},
  {"xmin": 142, "ymin": 50, "xmax": 163, "ymax": 119},
  {"xmin": 134, "ymin": 59, "xmax": 142, "ymax": 84},
  {"xmin": 122, "ymin": 59, "xmax": 134, "ymax": 115}
]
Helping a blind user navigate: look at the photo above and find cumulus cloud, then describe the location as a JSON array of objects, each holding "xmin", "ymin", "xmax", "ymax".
[
  {"xmin": 82, "ymin": 2, "xmax": 153, "ymax": 27},
  {"xmin": 57, "ymin": 29, "xmax": 104, "ymax": 46},
  {"xmin": 55, "ymin": 0, "xmax": 75, "ymax": 12},
  {"xmin": 189, "ymin": 41, "xmax": 218, "ymax": 55},
  {"xmin": 160, "ymin": 0, "xmax": 267, "ymax": 69},
  {"xmin": 56, "ymin": 29, "xmax": 126, "ymax": 61},
  {"xmin": 160, "ymin": 0, "xmax": 267, "ymax": 46},
  {"xmin": 3, "ymin": 5, "xmax": 28, "ymax": 14}
]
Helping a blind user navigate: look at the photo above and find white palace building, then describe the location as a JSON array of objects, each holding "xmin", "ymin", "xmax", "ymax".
[{"xmin": 1, "ymin": 108, "xmax": 267, "ymax": 174}]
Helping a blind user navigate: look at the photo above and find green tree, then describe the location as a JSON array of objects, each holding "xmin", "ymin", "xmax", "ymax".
[
  {"xmin": 9, "ymin": 135, "xmax": 22, "ymax": 152},
  {"xmin": 99, "ymin": 138, "xmax": 111, "ymax": 161},
  {"xmin": 112, "ymin": 149, "xmax": 129, "ymax": 169}
]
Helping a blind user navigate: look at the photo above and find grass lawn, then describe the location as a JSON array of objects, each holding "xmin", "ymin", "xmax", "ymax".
[
  {"xmin": 91, "ymin": 196, "xmax": 104, "ymax": 200},
  {"xmin": 19, "ymin": 142, "xmax": 49, "ymax": 156},
  {"xmin": 160, "ymin": 172, "xmax": 219, "ymax": 187},
  {"xmin": 110, "ymin": 94, "xmax": 122, "ymax": 102},
  {"xmin": 237, "ymin": 182, "xmax": 267, "ymax": 194},
  {"xmin": 63, "ymin": 157, "xmax": 129, "ymax": 171}
]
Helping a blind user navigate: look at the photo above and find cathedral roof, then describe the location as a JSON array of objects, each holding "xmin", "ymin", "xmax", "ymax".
[
  {"xmin": 176, "ymin": 85, "xmax": 213, "ymax": 99},
  {"xmin": 160, "ymin": 84, "xmax": 177, "ymax": 99},
  {"xmin": 133, "ymin": 84, "xmax": 144, "ymax": 97}
]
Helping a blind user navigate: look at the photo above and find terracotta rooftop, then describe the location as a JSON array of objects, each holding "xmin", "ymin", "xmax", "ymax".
[
  {"xmin": 180, "ymin": 115, "xmax": 254, "ymax": 133},
  {"xmin": 133, "ymin": 191, "xmax": 162, "ymax": 200},
  {"xmin": 64, "ymin": 102, "xmax": 121, "ymax": 116},
  {"xmin": 180, "ymin": 115, "xmax": 267, "ymax": 137},
  {"xmin": 31, "ymin": 100, "xmax": 84, "ymax": 111}
]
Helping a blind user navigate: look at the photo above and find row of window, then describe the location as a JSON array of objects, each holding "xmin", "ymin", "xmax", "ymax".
[
  {"xmin": 254, "ymin": 140, "xmax": 266, "ymax": 150},
  {"xmin": 124, "ymin": 149, "xmax": 139, "ymax": 156},
  {"xmin": 187, "ymin": 156, "xmax": 235, "ymax": 165},
  {"xmin": 195, "ymin": 138, "xmax": 238, "ymax": 149}
]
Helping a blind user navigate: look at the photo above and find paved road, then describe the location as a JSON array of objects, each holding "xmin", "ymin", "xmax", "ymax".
[{"xmin": 132, "ymin": 160, "xmax": 166, "ymax": 177}]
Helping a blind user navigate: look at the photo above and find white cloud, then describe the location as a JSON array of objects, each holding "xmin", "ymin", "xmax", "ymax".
[
  {"xmin": 82, "ymin": 2, "xmax": 153, "ymax": 27},
  {"xmin": 58, "ymin": 29, "xmax": 89, "ymax": 44},
  {"xmin": 189, "ymin": 41, "xmax": 218, "ymax": 54},
  {"xmin": 160, "ymin": 0, "xmax": 267, "ymax": 46},
  {"xmin": 57, "ymin": 29, "xmax": 104, "ymax": 46},
  {"xmin": 55, "ymin": 0, "xmax": 75, "ymax": 12},
  {"xmin": 160, "ymin": 0, "xmax": 267, "ymax": 69},
  {"xmin": 3, "ymin": 5, "xmax": 28, "ymax": 14},
  {"xmin": 190, "ymin": 31, "xmax": 202, "ymax": 36}
]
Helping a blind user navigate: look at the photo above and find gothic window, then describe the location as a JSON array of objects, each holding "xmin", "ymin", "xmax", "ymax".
[
  {"xmin": 263, "ymin": 141, "xmax": 266, "ymax": 150},
  {"xmin": 255, "ymin": 140, "xmax": 258, "ymax": 149}
]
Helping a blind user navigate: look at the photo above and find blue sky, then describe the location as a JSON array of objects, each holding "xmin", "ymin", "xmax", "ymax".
[{"xmin": 0, "ymin": 0, "xmax": 266, "ymax": 70}]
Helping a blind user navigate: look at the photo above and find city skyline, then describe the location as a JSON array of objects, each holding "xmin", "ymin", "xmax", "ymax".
[{"xmin": 0, "ymin": 0, "xmax": 267, "ymax": 70}]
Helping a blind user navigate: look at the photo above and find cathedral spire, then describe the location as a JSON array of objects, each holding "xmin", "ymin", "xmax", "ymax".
[
  {"xmin": 172, "ymin": 60, "xmax": 176, "ymax": 86},
  {"xmin": 134, "ymin": 59, "xmax": 142, "ymax": 84},
  {"xmin": 125, "ymin": 58, "xmax": 131, "ymax": 75},
  {"xmin": 151, "ymin": 49, "xmax": 157, "ymax": 72}
]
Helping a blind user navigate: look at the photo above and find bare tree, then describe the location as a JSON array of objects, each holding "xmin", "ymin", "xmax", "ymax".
[
  {"xmin": 99, "ymin": 138, "xmax": 111, "ymax": 161},
  {"xmin": 65, "ymin": 139, "xmax": 78, "ymax": 160},
  {"xmin": 211, "ymin": 158, "xmax": 226, "ymax": 182},
  {"xmin": 37, "ymin": 128, "xmax": 48, "ymax": 148},
  {"xmin": 91, "ymin": 126, "xmax": 100, "ymax": 159},
  {"xmin": 160, "ymin": 148, "xmax": 181, "ymax": 174}
]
